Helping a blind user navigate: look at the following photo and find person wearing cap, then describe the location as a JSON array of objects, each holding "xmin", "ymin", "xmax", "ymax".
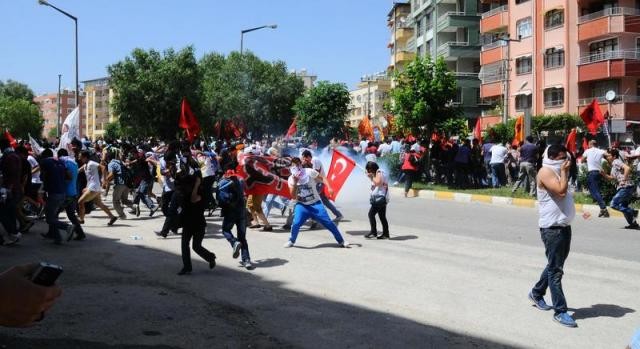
[
  {"xmin": 219, "ymin": 169, "xmax": 254, "ymax": 269},
  {"xmin": 284, "ymin": 157, "xmax": 348, "ymax": 248}
]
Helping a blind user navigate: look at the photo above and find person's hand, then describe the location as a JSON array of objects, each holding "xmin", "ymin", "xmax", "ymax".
[
  {"xmin": 0, "ymin": 264, "xmax": 62, "ymax": 327},
  {"xmin": 327, "ymin": 187, "xmax": 334, "ymax": 197},
  {"xmin": 561, "ymin": 160, "xmax": 571, "ymax": 173}
]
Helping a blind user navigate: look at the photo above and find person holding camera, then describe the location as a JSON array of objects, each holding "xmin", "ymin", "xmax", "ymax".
[{"xmin": 365, "ymin": 161, "xmax": 390, "ymax": 239}]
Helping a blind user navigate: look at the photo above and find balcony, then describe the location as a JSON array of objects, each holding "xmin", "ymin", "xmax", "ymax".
[
  {"xmin": 390, "ymin": 50, "xmax": 416, "ymax": 66},
  {"xmin": 481, "ymin": 5, "xmax": 509, "ymax": 33},
  {"xmin": 480, "ymin": 41, "xmax": 506, "ymax": 65},
  {"xmin": 454, "ymin": 72, "xmax": 481, "ymax": 88},
  {"xmin": 577, "ymin": 95, "xmax": 640, "ymax": 121},
  {"xmin": 395, "ymin": 27, "xmax": 413, "ymax": 41},
  {"xmin": 578, "ymin": 7, "xmax": 640, "ymax": 42},
  {"xmin": 480, "ymin": 81, "xmax": 503, "ymax": 98},
  {"xmin": 436, "ymin": 12, "xmax": 481, "ymax": 33},
  {"xmin": 578, "ymin": 50, "xmax": 640, "ymax": 82},
  {"xmin": 437, "ymin": 42, "xmax": 480, "ymax": 61}
]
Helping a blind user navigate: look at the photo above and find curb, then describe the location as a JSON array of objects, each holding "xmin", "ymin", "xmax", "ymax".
[{"xmin": 390, "ymin": 187, "xmax": 624, "ymax": 219}]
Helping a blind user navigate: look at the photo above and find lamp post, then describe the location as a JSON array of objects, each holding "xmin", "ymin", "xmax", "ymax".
[
  {"xmin": 499, "ymin": 34, "xmax": 521, "ymax": 124},
  {"xmin": 240, "ymin": 24, "xmax": 277, "ymax": 54},
  {"xmin": 38, "ymin": 0, "xmax": 79, "ymax": 125}
]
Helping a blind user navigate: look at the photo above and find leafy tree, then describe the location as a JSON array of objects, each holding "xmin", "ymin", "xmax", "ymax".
[
  {"xmin": 0, "ymin": 96, "xmax": 43, "ymax": 139},
  {"xmin": 108, "ymin": 46, "xmax": 201, "ymax": 140},
  {"xmin": 389, "ymin": 56, "xmax": 458, "ymax": 137},
  {"xmin": 294, "ymin": 81, "xmax": 350, "ymax": 146},
  {"xmin": 0, "ymin": 79, "xmax": 35, "ymax": 101},
  {"xmin": 436, "ymin": 118, "xmax": 469, "ymax": 138},
  {"xmin": 48, "ymin": 126, "xmax": 58, "ymax": 139},
  {"xmin": 104, "ymin": 121, "xmax": 122, "ymax": 141}
]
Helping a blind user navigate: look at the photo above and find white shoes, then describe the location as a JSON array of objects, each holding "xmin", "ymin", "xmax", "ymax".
[
  {"xmin": 283, "ymin": 240, "xmax": 294, "ymax": 248},
  {"xmin": 340, "ymin": 241, "xmax": 350, "ymax": 248}
]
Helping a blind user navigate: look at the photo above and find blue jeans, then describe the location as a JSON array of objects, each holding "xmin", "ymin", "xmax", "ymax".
[
  {"xmin": 587, "ymin": 171, "xmax": 606, "ymax": 209},
  {"xmin": 263, "ymin": 194, "xmax": 287, "ymax": 217},
  {"xmin": 611, "ymin": 186, "xmax": 636, "ymax": 224},
  {"xmin": 532, "ymin": 226, "xmax": 571, "ymax": 315},
  {"xmin": 45, "ymin": 193, "xmax": 70, "ymax": 242},
  {"xmin": 222, "ymin": 214, "xmax": 250, "ymax": 262},
  {"xmin": 490, "ymin": 163, "xmax": 505, "ymax": 187},
  {"xmin": 289, "ymin": 201, "xmax": 344, "ymax": 244},
  {"xmin": 134, "ymin": 179, "xmax": 155, "ymax": 209}
]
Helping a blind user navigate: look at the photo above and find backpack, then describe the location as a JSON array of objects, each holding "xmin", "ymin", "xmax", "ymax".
[
  {"xmin": 216, "ymin": 177, "xmax": 240, "ymax": 208},
  {"xmin": 117, "ymin": 160, "xmax": 135, "ymax": 189}
]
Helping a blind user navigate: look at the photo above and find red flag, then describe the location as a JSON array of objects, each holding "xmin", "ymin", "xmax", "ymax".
[
  {"xmin": 178, "ymin": 98, "xmax": 200, "ymax": 143},
  {"xmin": 582, "ymin": 136, "xmax": 589, "ymax": 151},
  {"xmin": 565, "ymin": 128, "xmax": 577, "ymax": 154},
  {"xmin": 580, "ymin": 99, "xmax": 605, "ymax": 136},
  {"xmin": 323, "ymin": 149, "xmax": 356, "ymax": 201},
  {"xmin": 225, "ymin": 119, "xmax": 242, "ymax": 139},
  {"xmin": 473, "ymin": 118, "xmax": 482, "ymax": 144},
  {"xmin": 358, "ymin": 115, "xmax": 374, "ymax": 141},
  {"xmin": 236, "ymin": 154, "xmax": 291, "ymax": 198},
  {"xmin": 285, "ymin": 118, "xmax": 297, "ymax": 139},
  {"xmin": 512, "ymin": 115, "xmax": 524, "ymax": 146},
  {"xmin": 3, "ymin": 130, "xmax": 17, "ymax": 148}
]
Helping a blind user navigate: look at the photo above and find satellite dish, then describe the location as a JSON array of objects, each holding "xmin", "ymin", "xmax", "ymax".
[{"xmin": 605, "ymin": 90, "xmax": 617, "ymax": 102}]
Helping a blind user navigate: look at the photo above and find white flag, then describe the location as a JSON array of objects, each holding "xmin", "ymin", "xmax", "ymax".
[
  {"xmin": 58, "ymin": 107, "xmax": 80, "ymax": 151},
  {"xmin": 28, "ymin": 135, "xmax": 44, "ymax": 155}
]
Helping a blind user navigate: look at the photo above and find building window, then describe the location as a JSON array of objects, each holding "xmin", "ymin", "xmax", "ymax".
[
  {"xmin": 591, "ymin": 80, "xmax": 619, "ymax": 98},
  {"xmin": 544, "ymin": 88, "xmax": 564, "ymax": 107},
  {"xmin": 544, "ymin": 9, "xmax": 564, "ymax": 29},
  {"xmin": 544, "ymin": 48, "xmax": 565, "ymax": 69},
  {"xmin": 453, "ymin": 88, "xmax": 463, "ymax": 104},
  {"xmin": 589, "ymin": 38, "xmax": 618, "ymax": 55},
  {"xmin": 515, "ymin": 0, "xmax": 530, "ymax": 4},
  {"xmin": 515, "ymin": 94, "xmax": 532, "ymax": 111},
  {"xmin": 416, "ymin": 17, "xmax": 422, "ymax": 36},
  {"xmin": 516, "ymin": 56, "xmax": 532, "ymax": 75},
  {"xmin": 517, "ymin": 18, "xmax": 532, "ymax": 38}
]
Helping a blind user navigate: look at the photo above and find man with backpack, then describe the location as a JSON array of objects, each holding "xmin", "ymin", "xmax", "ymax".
[
  {"xmin": 217, "ymin": 169, "xmax": 254, "ymax": 270},
  {"xmin": 106, "ymin": 151, "xmax": 134, "ymax": 220}
]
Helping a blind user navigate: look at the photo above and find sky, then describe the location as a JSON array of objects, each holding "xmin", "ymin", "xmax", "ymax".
[{"xmin": 0, "ymin": 0, "xmax": 394, "ymax": 95}]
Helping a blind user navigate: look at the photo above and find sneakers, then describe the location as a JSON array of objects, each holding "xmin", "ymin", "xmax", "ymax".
[
  {"xmin": 598, "ymin": 209, "xmax": 610, "ymax": 218},
  {"xmin": 283, "ymin": 240, "xmax": 294, "ymax": 248},
  {"xmin": 108, "ymin": 216, "xmax": 118, "ymax": 226},
  {"xmin": 281, "ymin": 224, "xmax": 291, "ymax": 230},
  {"xmin": 134, "ymin": 205, "xmax": 141, "ymax": 217},
  {"xmin": 262, "ymin": 226, "xmax": 273, "ymax": 232},
  {"xmin": 1, "ymin": 234, "xmax": 21, "ymax": 246},
  {"xmin": 377, "ymin": 234, "xmax": 390, "ymax": 240},
  {"xmin": 232, "ymin": 241, "xmax": 242, "ymax": 259},
  {"xmin": 340, "ymin": 240, "xmax": 350, "ymax": 248},
  {"xmin": 154, "ymin": 230, "xmax": 168, "ymax": 238},
  {"xmin": 624, "ymin": 222, "xmax": 640, "ymax": 230},
  {"xmin": 149, "ymin": 206, "xmax": 158, "ymax": 217},
  {"xmin": 553, "ymin": 312, "xmax": 577, "ymax": 328},
  {"xmin": 365, "ymin": 232, "xmax": 377, "ymax": 239},
  {"xmin": 528, "ymin": 291, "xmax": 552, "ymax": 311},
  {"xmin": 241, "ymin": 260, "xmax": 255, "ymax": 270}
]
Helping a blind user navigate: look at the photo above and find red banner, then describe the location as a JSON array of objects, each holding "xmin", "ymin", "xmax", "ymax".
[
  {"xmin": 178, "ymin": 98, "xmax": 200, "ymax": 143},
  {"xmin": 323, "ymin": 149, "xmax": 356, "ymax": 201},
  {"xmin": 236, "ymin": 154, "xmax": 292, "ymax": 198},
  {"xmin": 580, "ymin": 99, "xmax": 604, "ymax": 136},
  {"xmin": 565, "ymin": 128, "xmax": 577, "ymax": 154},
  {"xmin": 285, "ymin": 118, "xmax": 297, "ymax": 139},
  {"xmin": 3, "ymin": 130, "xmax": 17, "ymax": 148},
  {"xmin": 473, "ymin": 118, "xmax": 482, "ymax": 144}
]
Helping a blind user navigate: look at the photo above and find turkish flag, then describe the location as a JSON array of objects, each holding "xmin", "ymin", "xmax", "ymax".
[
  {"xmin": 512, "ymin": 115, "xmax": 524, "ymax": 146},
  {"xmin": 323, "ymin": 149, "xmax": 356, "ymax": 201},
  {"xmin": 236, "ymin": 154, "xmax": 292, "ymax": 199},
  {"xmin": 285, "ymin": 118, "xmax": 297, "ymax": 139},
  {"xmin": 580, "ymin": 99, "xmax": 604, "ymax": 135},
  {"xmin": 565, "ymin": 128, "xmax": 577, "ymax": 154},
  {"xmin": 178, "ymin": 98, "xmax": 200, "ymax": 143},
  {"xmin": 473, "ymin": 118, "xmax": 482, "ymax": 144},
  {"xmin": 3, "ymin": 130, "xmax": 17, "ymax": 148}
]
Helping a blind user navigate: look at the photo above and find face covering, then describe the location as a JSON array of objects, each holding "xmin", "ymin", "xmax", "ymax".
[
  {"xmin": 290, "ymin": 165, "xmax": 309, "ymax": 185},
  {"xmin": 542, "ymin": 157, "xmax": 565, "ymax": 174}
]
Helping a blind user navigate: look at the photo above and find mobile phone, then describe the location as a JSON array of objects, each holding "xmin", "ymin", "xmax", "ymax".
[{"xmin": 30, "ymin": 262, "xmax": 63, "ymax": 287}]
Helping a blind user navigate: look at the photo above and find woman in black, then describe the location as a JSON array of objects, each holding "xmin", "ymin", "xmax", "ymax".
[{"xmin": 365, "ymin": 161, "xmax": 390, "ymax": 239}]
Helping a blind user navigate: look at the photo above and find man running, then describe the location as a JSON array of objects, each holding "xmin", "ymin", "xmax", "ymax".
[
  {"xmin": 218, "ymin": 170, "xmax": 254, "ymax": 269},
  {"xmin": 77, "ymin": 151, "xmax": 118, "ymax": 226}
]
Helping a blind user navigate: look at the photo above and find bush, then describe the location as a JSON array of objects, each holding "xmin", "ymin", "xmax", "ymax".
[{"xmin": 378, "ymin": 154, "xmax": 402, "ymax": 180}]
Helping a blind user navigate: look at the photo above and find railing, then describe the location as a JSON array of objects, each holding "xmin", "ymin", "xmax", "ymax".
[
  {"xmin": 437, "ymin": 41, "xmax": 470, "ymax": 55},
  {"xmin": 578, "ymin": 7, "xmax": 640, "ymax": 24},
  {"xmin": 480, "ymin": 74, "xmax": 506, "ymax": 84},
  {"xmin": 578, "ymin": 50, "xmax": 640, "ymax": 65},
  {"xmin": 406, "ymin": 38, "xmax": 416, "ymax": 51},
  {"xmin": 437, "ymin": 11, "xmax": 465, "ymax": 23},
  {"xmin": 481, "ymin": 40, "xmax": 507, "ymax": 51},
  {"xmin": 482, "ymin": 5, "xmax": 508, "ymax": 19},
  {"xmin": 454, "ymin": 72, "xmax": 479, "ymax": 78},
  {"xmin": 544, "ymin": 100, "xmax": 564, "ymax": 108},
  {"xmin": 578, "ymin": 95, "xmax": 640, "ymax": 106}
]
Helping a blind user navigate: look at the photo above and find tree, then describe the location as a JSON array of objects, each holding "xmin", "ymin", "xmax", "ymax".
[
  {"xmin": 389, "ymin": 56, "xmax": 458, "ymax": 137},
  {"xmin": 294, "ymin": 81, "xmax": 350, "ymax": 146},
  {"xmin": 200, "ymin": 51, "xmax": 304, "ymax": 139},
  {"xmin": 108, "ymin": 46, "xmax": 201, "ymax": 140},
  {"xmin": 104, "ymin": 122, "xmax": 122, "ymax": 141},
  {"xmin": 0, "ymin": 80, "xmax": 35, "ymax": 101},
  {"xmin": 48, "ymin": 126, "xmax": 58, "ymax": 139},
  {"xmin": 436, "ymin": 118, "xmax": 469, "ymax": 138},
  {"xmin": 0, "ymin": 96, "xmax": 43, "ymax": 139}
]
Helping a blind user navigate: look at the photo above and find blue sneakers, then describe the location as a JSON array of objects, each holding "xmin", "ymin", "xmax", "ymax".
[
  {"xmin": 528, "ymin": 292, "xmax": 552, "ymax": 311},
  {"xmin": 554, "ymin": 312, "xmax": 577, "ymax": 328}
]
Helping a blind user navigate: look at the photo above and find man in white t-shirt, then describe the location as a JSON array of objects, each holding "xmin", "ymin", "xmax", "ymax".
[
  {"xmin": 378, "ymin": 139, "xmax": 392, "ymax": 157},
  {"xmin": 359, "ymin": 138, "xmax": 368, "ymax": 155},
  {"xmin": 284, "ymin": 157, "xmax": 348, "ymax": 248},
  {"xmin": 582, "ymin": 140, "xmax": 609, "ymax": 217},
  {"xmin": 301, "ymin": 150, "xmax": 343, "ymax": 224},
  {"xmin": 77, "ymin": 151, "xmax": 118, "ymax": 226},
  {"xmin": 489, "ymin": 142, "xmax": 508, "ymax": 187}
]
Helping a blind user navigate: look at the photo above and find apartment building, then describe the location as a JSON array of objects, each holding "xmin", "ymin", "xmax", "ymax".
[
  {"xmin": 348, "ymin": 76, "xmax": 391, "ymax": 128},
  {"xmin": 82, "ymin": 77, "xmax": 117, "ymax": 140},
  {"xmin": 33, "ymin": 90, "xmax": 84, "ymax": 139},
  {"xmin": 410, "ymin": 0, "xmax": 482, "ymax": 120},
  {"xmin": 388, "ymin": 2, "xmax": 416, "ymax": 75},
  {"xmin": 479, "ymin": 0, "xmax": 640, "ymax": 128},
  {"xmin": 292, "ymin": 69, "xmax": 317, "ymax": 90}
]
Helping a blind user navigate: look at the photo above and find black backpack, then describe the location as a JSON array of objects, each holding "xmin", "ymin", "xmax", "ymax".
[{"xmin": 117, "ymin": 160, "xmax": 135, "ymax": 189}]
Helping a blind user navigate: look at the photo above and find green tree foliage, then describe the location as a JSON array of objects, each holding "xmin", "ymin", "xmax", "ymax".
[
  {"xmin": 436, "ymin": 118, "xmax": 469, "ymax": 139},
  {"xmin": 104, "ymin": 121, "xmax": 122, "ymax": 141},
  {"xmin": 485, "ymin": 113, "xmax": 583, "ymax": 144},
  {"xmin": 294, "ymin": 81, "xmax": 350, "ymax": 146},
  {"xmin": 108, "ymin": 46, "xmax": 201, "ymax": 140},
  {"xmin": 48, "ymin": 126, "xmax": 58, "ymax": 139},
  {"xmin": 0, "ymin": 80, "xmax": 35, "ymax": 101},
  {"xmin": 0, "ymin": 97, "xmax": 43, "ymax": 139},
  {"xmin": 200, "ymin": 51, "xmax": 304, "ymax": 138},
  {"xmin": 389, "ymin": 56, "xmax": 458, "ymax": 137}
]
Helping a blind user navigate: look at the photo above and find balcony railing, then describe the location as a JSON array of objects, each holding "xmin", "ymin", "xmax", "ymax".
[
  {"xmin": 437, "ymin": 41, "xmax": 470, "ymax": 55},
  {"xmin": 454, "ymin": 72, "xmax": 479, "ymax": 78},
  {"xmin": 437, "ymin": 11, "xmax": 465, "ymax": 23},
  {"xmin": 578, "ymin": 50, "xmax": 640, "ymax": 65},
  {"xmin": 481, "ymin": 40, "xmax": 506, "ymax": 51},
  {"xmin": 406, "ymin": 38, "xmax": 416, "ymax": 51},
  {"xmin": 578, "ymin": 7, "xmax": 640, "ymax": 24},
  {"xmin": 578, "ymin": 95, "xmax": 640, "ymax": 106},
  {"xmin": 482, "ymin": 5, "xmax": 508, "ymax": 19}
]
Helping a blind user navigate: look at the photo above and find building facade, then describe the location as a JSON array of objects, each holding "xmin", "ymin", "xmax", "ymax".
[
  {"xmin": 479, "ymin": 0, "xmax": 640, "ymax": 127},
  {"xmin": 82, "ymin": 77, "xmax": 117, "ymax": 140},
  {"xmin": 410, "ymin": 0, "xmax": 483, "ymax": 120},
  {"xmin": 388, "ymin": 2, "xmax": 416, "ymax": 75},
  {"xmin": 33, "ymin": 90, "xmax": 84, "ymax": 139},
  {"xmin": 348, "ymin": 77, "xmax": 392, "ymax": 128},
  {"xmin": 293, "ymin": 69, "xmax": 317, "ymax": 89}
]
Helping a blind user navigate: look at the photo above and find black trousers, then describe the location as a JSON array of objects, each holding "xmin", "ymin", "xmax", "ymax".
[
  {"xmin": 181, "ymin": 224, "xmax": 216, "ymax": 271},
  {"xmin": 160, "ymin": 190, "xmax": 180, "ymax": 234},
  {"xmin": 368, "ymin": 204, "xmax": 389, "ymax": 236}
]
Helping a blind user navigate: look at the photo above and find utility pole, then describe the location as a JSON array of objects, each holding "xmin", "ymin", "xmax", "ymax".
[
  {"xmin": 57, "ymin": 74, "xmax": 61, "ymax": 138},
  {"xmin": 500, "ymin": 34, "xmax": 521, "ymax": 124}
]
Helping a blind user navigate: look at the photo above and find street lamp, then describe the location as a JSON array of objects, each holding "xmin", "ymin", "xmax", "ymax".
[
  {"xmin": 498, "ymin": 34, "xmax": 521, "ymax": 124},
  {"xmin": 240, "ymin": 24, "xmax": 277, "ymax": 54},
  {"xmin": 38, "ymin": 0, "xmax": 80, "ymax": 126}
]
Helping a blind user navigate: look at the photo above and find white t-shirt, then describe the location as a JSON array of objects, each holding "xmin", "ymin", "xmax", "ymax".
[
  {"xmin": 27, "ymin": 155, "xmax": 41, "ymax": 184},
  {"xmin": 583, "ymin": 147, "xmax": 606, "ymax": 172},
  {"xmin": 359, "ymin": 140, "xmax": 368, "ymax": 154},
  {"xmin": 288, "ymin": 168, "xmax": 321, "ymax": 205},
  {"xmin": 378, "ymin": 143, "xmax": 392, "ymax": 156},
  {"xmin": 85, "ymin": 160, "xmax": 102, "ymax": 192},
  {"xmin": 489, "ymin": 144, "xmax": 508, "ymax": 164}
]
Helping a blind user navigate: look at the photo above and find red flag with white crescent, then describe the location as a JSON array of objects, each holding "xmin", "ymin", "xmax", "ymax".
[{"xmin": 323, "ymin": 149, "xmax": 356, "ymax": 201}]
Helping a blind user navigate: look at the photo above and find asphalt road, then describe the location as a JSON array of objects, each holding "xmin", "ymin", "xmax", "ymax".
[{"xmin": 1, "ymin": 188, "xmax": 639, "ymax": 348}]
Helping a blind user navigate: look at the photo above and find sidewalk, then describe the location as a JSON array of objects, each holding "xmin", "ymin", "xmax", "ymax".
[{"xmin": 390, "ymin": 186, "xmax": 625, "ymax": 219}]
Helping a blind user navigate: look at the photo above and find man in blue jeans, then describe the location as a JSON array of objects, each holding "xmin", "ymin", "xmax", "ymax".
[
  {"xmin": 218, "ymin": 170, "xmax": 253, "ymax": 269},
  {"xmin": 603, "ymin": 149, "xmax": 639, "ymax": 229},
  {"xmin": 582, "ymin": 140, "xmax": 609, "ymax": 217},
  {"xmin": 284, "ymin": 157, "xmax": 348, "ymax": 248},
  {"xmin": 40, "ymin": 149, "xmax": 74, "ymax": 245},
  {"xmin": 301, "ymin": 150, "xmax": 343, "ymax": 228},
  {"xmin": 529, "ymin": 144, "xmax": 577, "ymax": 327}
]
